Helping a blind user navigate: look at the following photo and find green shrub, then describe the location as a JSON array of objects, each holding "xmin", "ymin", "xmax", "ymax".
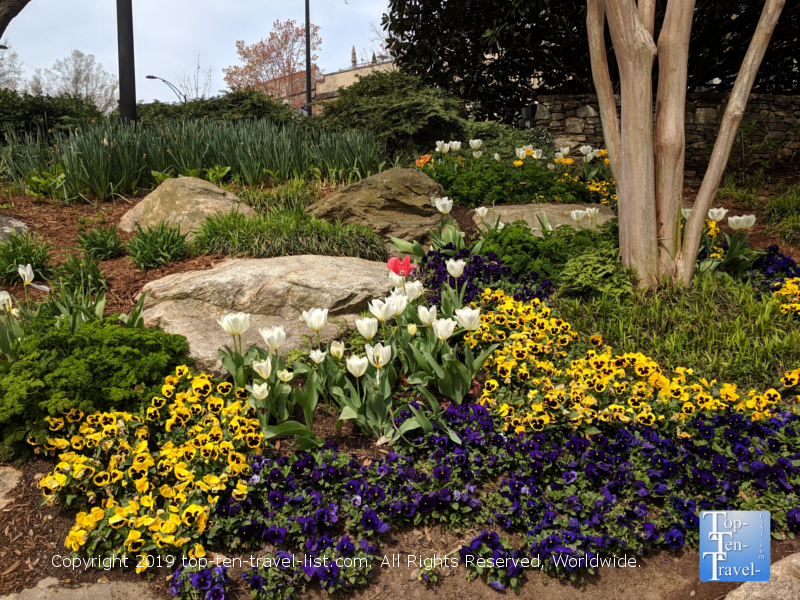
[
  {"xmin": 555, "ymin": 245, "xmax": 635, "ymax": 300},
  {"xmin": 53, "ymin": 252, "xmax": 108, "ymax": 295},
  {"xmin": 0, "ymin": 230, "xmax": 54, "ymax": 284},
  {"xmin": 230, "ymin": 179, "xmax": 319, "ymax": 214},
  {"xmin": 0, "ymin": 90, "xmax": 102, "ymax": 138},
  {"xmin": 0, "ymin": 320, "xmax": 189, "ymax": 460},
  {"xmin": 76, "ymin": 225, "xmax": 125, "ymax": 261},
  {"xmin": 461, "ymin": 120, "xmax": 554, "ymax": 160},
  {"xmin": 192, "ymin": 209, "xmax": 388, "ymax": 262},
  {"xmin": 127, "ymin": 223, "xmax": 189, "ymax": 270},
  {"xmin": 555, "ymin": 272, "xmax": 800, "ymax": 390}
]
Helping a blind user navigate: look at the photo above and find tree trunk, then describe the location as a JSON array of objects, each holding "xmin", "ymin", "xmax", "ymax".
[
  {"xmin": 0, "ymin": 0, "xmax": 32, "ymax": 39},
  {"xmin": 680, "ymin": 0, "xmax": 786, "ymax": 285},
  {"xmin": 601, "ymin": 0, "xmax": 660, "ymax": 286},
  {"xmin": 654, "ymin": 0, "xmax": 695, "ymax": 279}
]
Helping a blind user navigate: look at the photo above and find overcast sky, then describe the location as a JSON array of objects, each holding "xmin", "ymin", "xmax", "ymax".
[{"xmin": 4, "ymin": 0, "xmax": 390, "ymax": 102}]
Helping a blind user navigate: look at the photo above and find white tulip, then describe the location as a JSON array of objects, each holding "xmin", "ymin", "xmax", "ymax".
[
  {"xmin": 493, "ymin": 153, "xmax": 501, "ymax": 162},
  {"xmin": 346, "ymin": 355, "xmax": 368, "ymax": 379},
  {"xmin": 250, "ymin": 382, "xmax": 270, "ymax": 401},
  {"xmin": 681, "ymin": 207, "xmax": 692, "ymax": 219},
  {"xmin": 435, "ymin": 141, "xmax": 449, "ymax": 153},
  {"xmin": 407, "ymin": 324, "xmax": 418, "ymax": 336},
  {"xmin": 388, "ymin": 271, "xmax": 405, "ymax": 287},
  {"xmin": 435, "ymin": 197, "xmax": 453, "ymax": 214},
  {"xmin": 547, "ymin": 163, "xmax": 555, "ymax": 171},
  {"xmin": 579, "ymin": 145, "xmax": 593, "ymax": 156},
  {"xmin": 515, "ymin": 148, "xmax": 526, "ymax": 160},
  {"xmin": 560, "ymin": 146, "xmax": 571, "ymax": 156},
  {"xmin": 330, "ymin": 340, "xmax": 345, "ymax": 360},
  {"xmin": 707, "ymin": 207, "xmax": 729, "ymax": 222},
  {"xmin": 449, "ymin": 141, "xmax": 462, "ymax": 151},
  {"xmin": 497, "ymin": 221, "xmax": 506, "ymax": 230},
  {"xmin": 570, "ymin": 210, "xmax": 587, "ymax": 223},
  {"xmin": 369, "ymin": 298, "xmax": 396, "ymax": 322},
  {"xmin": 252, "ymin": 358, "xmax": 272, "ymax": 380},
  {"xmin": 0, "ymin": 291, "xmax": 12, "ymax": 311},
  {"xmin": 454, "ymin": 307, "xmax": 481, "ymax": 331},
  {"xmin": 402, "ymin": 280, "xmax": 424, "ymax": 302},
  {"xmin": 259, "ymin": 326, "xmax": 286, "ymax": 351},
  {"xmin": 728, "ymin": 215, "xmax": 757, "ymax": 231},
  {"xmin": 218, "ymin": 312, "xmax": 251, "ymax": 337},
  {"xmin": 17, "ymin": 264, "xmax": 49, "ymax": 292},
  {"xmin": 309, "ymin": 349, "xmax": 327, "ymax": 364},
  {"xmin": 432, "ymin": 318, "xmax": 458, "ymax": 342},
  {"xmin": 418, "ymin": 305, "xmax": 437, "ymax": 326},
  {"xmin": 585, "ymin": 207, "xmax": 599, "ymax": 219},
  {"xmin": 391, "ymin": 293, "xmax": 408, "ymax": 316},
  {"xmin": 302, "ymin": 308, "xmax": 329, "ymax": 332},
  {"xmin": 446, "ymin": 259, "xmax": 466, "ymax": 279},
  {"xmin": 277, "ymin": 369, "xmax": 294, "ymax": 383},
  {"xmin": 473, "ymin": 151, "xmax": 483, "ymax": 159},
  {"xmin": 356, "ymin": 317, "xmax": 379, "ymax": 340},
  {"xmin": 469, "ymin": 139, "xmax": 482, "ymax": 150},
  {"xmin": 555, "ymin": 152, "xmax": 563, "ymax": 160},
  {"xmin": 532, "ymin": 149, "xmax": 543, "ymax": 159},
  {"xmin": 475, "ymin": 206, "xmax": 489, "ymax": 219},
  {"xmin": 365, "ymin": 343, "xmax": 392, "ymax": 369},
  {"xmin": 584, "ymin": 152, "xmax": 596, "ymax": 163}
]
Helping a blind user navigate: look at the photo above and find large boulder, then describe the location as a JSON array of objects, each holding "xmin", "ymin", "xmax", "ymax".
[
  {"xmin": 140, "ymin": 255, "xmax": 393, "ymax": 374},
  {"xmin": 306, "ymin": 168, "xmax": 443, "ymax": 241},
  {"xmin": 725, "ymin": 552, "xmax": 800, "ymax": 600},
  {"xmin": 119, "ymin": 177, "xmax": 254, "ymax": 238},
  {"xmin": 473, "ymin": 203, "xmax": 616, "ymax": 237}
]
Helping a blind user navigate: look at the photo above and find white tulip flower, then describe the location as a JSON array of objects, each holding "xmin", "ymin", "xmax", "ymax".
[
  {"xmin": 435, "ymin": 141, "xmax": 449, "ymax": 153},
  {"xmin": 407, "ymin": 324, "xmax": 418, "ymax": 336},
  {"xmin": 560, "ymin": 146, "xmax": 571, "ymax": 156},
  {"xmin": 369, "ymin": 298, "xmax": 396, "ymax": 322},
  {"xmin": 217, "ymin": 312, "xmax": 251, "ymax": 337},
  {"xmin": 555, "ymin": 152, "xmax": 563, "ymax": 160},
  {"xmin": 728, "ymin": 215, "xmax": 757, "ymax": 231},
  {"xmin": 356, "ymin": 317, "xmax": 379, "ymax": 340},
  {"xmin": 475, "ymin": 206, "xmax": 489, "ymax": 219},
  {"xmin": 435, "ymin": 197, "xmax": 453, "ymax": 214},
  {"xmin": 0, "ymin": 291, "xmax": 12, "ymax": 311},
  {"xmin": 681, "ymin": 207, "xmax": 693, "ymax": 219},
  {"xmin": 402, "ymin": 280, "xmax": 424, "ymax": 302},
  {"xmin": 547, "ymin": 163, "xmax": 555, "ymax": 171},
  {"xmin": 250, "ymin": 382, "xmax": 270, "ymax": 401},
  {"xmin": 469, "ymin": 139, "xmax": 482, "ymax": 150},
  {"xmin": 523, "ymin": 145, "xmax": 533, "ymax": 152},
  {"xmin": 277, "ymin": 369, "xmax": 294, "ymax": 383},
  {"xmin": 388, "ymin": 271, "xmax": 405, "ymax": 287},
  {"xmin": 449, "ymin": 141, "xmax": 462, "ymax": 151},
  {"xmin": 497, "ymin": 221, "xmax": 506, "ymax": 230},
  {"xmin": 252, "ymin": 358, "xmax": 272, "ymax": 380},
  {"xmin": 493, "ymin": 153, "xmax": 501, "ymax": 162},
  {"xmin": 515, "ymin": 148, "xmax": 526, "ymax": 160},
  {"xmin": 346, "ymin": 355, "xmax": 368, "ymax": 379},
  {"xmin": 418, "ymin": 305, "xmax": 437, "ymax": 326},
  {"xmin": 259, "ymin": 326, "xmax": 286, "ymax": 351},
  {"xmin": 391, "ymin": 294, "xmax": 408, "ymax": 316},
  {"xmin": 473, "ymin": 151, "xmax": 483, "ymax": 159},
  {"xmin": 707, "ymin": 207, "xmax": 729, "ymax": 222},
  {"xmin": 365, "ymin": 343, "xmax": 392, "ymax": 369},
  {"xmin": 302, "ymin": 308, "xmax": 329, "ymax": 332},
  {"xmin": 454, "ymin": 307, "xmax": 481, "ymax": 331},
  {"xmin": 17, "ymin": 264, "xmax": 49, "ymax": 292},
  {"xmin": 330, "ymin": 340, "xmax": 345, "ymax": 360},
  {"xmin": 532, "ymin": 149, "xmax": 543, "ymax": 159},
  {"xmin": 570, "ymin": 210, "xmax": 587, "ymax": 223},
  {"xmin": 585, "ymin": 207, "xmax": 599, "ymax": 219},
  {"xmin": 432, "ymin": 318, "xmax": 458, "ymax": 342},
  {"xmin": 309, "ymin": 349, "xmax": 327, "ymax": 364},
  {"xmin": 446, "ymin": 259, "xmax": 466, "ymax": 279},
  {"xmin": 579, "ymin": 145, "xmax": 593, "ymax": 156},
  {"xmin": 584, "ymin": 152, "xmax": 596, "ymax": 163}
]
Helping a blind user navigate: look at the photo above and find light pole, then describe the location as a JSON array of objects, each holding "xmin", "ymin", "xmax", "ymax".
[
  {"xmin": 305, "ymin": 0, "xmax": 312, "ymax": 116},
  {"xmin": 116, "ymin": 0, "xmax": 137, "ymax": 123},
  {"xmin": 146, "ymin": 75, "xmax": 187, "ymax": 103}
]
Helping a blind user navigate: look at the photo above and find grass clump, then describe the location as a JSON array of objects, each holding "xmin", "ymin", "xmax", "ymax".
[
  {"xmin": 76, "ymin": 226, "xmax": 125, "ymax": 261},
  {"xmin": 126, "ymin": 223, "xmax": 189, "ymax": 271},
  {"xmin": 192, "ymin": 209, "xmax": 388, "ymax": 262},
  {"xmin": 554, "ymin": 272, "xmax": 800, "ymax": 390},
  {"xmin": 0, "ymin": 230, "xmax": 53, "ymax": 284},
  {"xmin": 231, "ymin": 178, "xmax": 319, "ymax": 214},
  {"xmin": 53, "ymin": 252, "xmax": 108, "ymax": 295}
]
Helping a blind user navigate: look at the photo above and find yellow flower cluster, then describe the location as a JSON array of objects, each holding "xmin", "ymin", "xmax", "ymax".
[
  {"xmin": 30, "ymin": 365, "xmax": 262, "ymax": 569},
  {"xmin": 554, "ymin": 157, "xmax": 575, "ymax": 166},
  {"xmin": 774, "ymin": 278, "xmax": 800, "ymax": 315},
  {"xmin": 557, "ymin": 173, "xmax": 618, "ymax": 207}
]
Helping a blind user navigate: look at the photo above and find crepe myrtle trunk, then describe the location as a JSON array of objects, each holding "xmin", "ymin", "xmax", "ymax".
[
  {"xmin": 0, "ymin": 0, "xmax": 32, "ymax": 39},
  {"xmin": 587, "ymin": 0, "xmax": 786, "ymax": 288}
]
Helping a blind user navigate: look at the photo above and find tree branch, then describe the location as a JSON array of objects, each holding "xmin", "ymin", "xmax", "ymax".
[
  {"xmin": 638, "ymin": 0, "xmax": 656, "ymax": 37},
  {"xmin": 0, "ymin": 0, "xmax": 31, "ymax": 40}
]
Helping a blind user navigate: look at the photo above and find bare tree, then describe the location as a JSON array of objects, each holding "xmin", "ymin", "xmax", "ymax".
[
  {"xmin": 587, "ymin": 0, "xmax": 786, "ymax": 286},
  {"xmin": 359, "ymin": 21, "xmax": 390, "ymax": 64},
  {"xmin": 175, "ymin": 52, "xmax": 214, "ymax": 100},
  {"xmin": 0, "ymin": 38, "xmax": 22, "ymax": 89},
  {"xmin": 0, "ymin": 0, "xmax": 32, "ymax": 40},
  {"xmin": 25, "ymin": 49, "xmax": 118, "ymax": 113}
]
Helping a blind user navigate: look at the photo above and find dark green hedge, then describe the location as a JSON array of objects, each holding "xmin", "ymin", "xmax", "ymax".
[
  {"xmin": 130, "ymin": 90, "xmax": 297, "ymax": 124},
  {"xmin": 0, "ymin": 90, "xmax": 103, "ymax": 139}
]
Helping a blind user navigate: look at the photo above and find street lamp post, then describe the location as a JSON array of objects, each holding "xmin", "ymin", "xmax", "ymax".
[
  {"xmin": 116, "ymin": 0, "xmax": 137, "ymax": 123},
  {"xmin": 146, "ymin": 75, "xmax": 187, "ymax": 103},
  {"xmin": 305, "ymin": 0, "xmax": 312, "ymax": 116}
]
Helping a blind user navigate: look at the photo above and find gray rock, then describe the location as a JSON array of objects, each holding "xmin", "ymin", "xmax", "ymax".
[
  {"xmin": 695, "ymin": 107, "xmax": 718, "ymax": 124},
  {"xmin": 118, "ymin": 177, "xmax": 254, "ymax": 239},
  {"xmin": 306, "ymin": 168, "xmax": 442, "ymax": 242},
  {"xmin": 576, "ymin": 104, "xmax": 598, "ymax": 118},
  {"xmin": 552, "ymin": 138, "xmax": 582, "ymax": 153},
  {"xmin": 534, "ymin": 104, "xmax": 551, "ymax": 121},
  {"xmin": 141, "ymin": 256, "xmax": 393, "ymax": 373},
  {"xmin": 0, "ymin": 466, "xmax": 21, "ymax": 509},
  {"xmin": 1, "ymin": 578, "xmax": 157, "ymax": 600},
  {"xmin": 725, "ymin": 553, "xmax": 800, "ymax": 600},
  {"xmin": 473, "ymin": 203, "xmax": 616, "ymax": 238},
  {"xmin": 0, "ymin": 215, "xmax": 28, "ymax": 242},
  {"xmin": 564, "ymin": 117, "xmax": 585, "ymax": 134}
]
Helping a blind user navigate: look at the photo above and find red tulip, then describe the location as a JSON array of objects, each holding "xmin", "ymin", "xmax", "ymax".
[{"xmin": 387, "ymin": 256, "xmax": 416, "ymax": 276}]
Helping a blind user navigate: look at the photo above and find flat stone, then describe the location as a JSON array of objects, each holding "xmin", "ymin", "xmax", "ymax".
[
  {"xmin": 119, "ymin": 177, "xmax": 254, "ymax": 239},
  {"xmin": 473, "ymin": 203, "xmax": 616, "ymax": 238},
  {"xmin": 725, "ymin": 553, "xmax": 800, "ymax": 600},
  {"xmin": 0, "ymin": 215, "xmax": 28, "ymax": 242},
  {"xmin": 576, "ymin": 104, "xmax": 598, "ymax": 118},
  {"xmin": 1, "ymin": 578, "xmax": 157, "ymax": 600},
  {"xmin": 141, "ymin": 256, "xmax": 393, "ymax": 373},
  {"xmin": 695, "ymin": 107, "xmax": 718, "ymax": 124},
  {"xmin": 534, "ymin": 104, "xmax": 551, "ymax": 121},
  {"xmin": 564, "ymin": 117, "xmax": 585, "ymax": 134},
  {"xmin": 0, "ymin": 466, "xmax": 21, "ymax": 509}
]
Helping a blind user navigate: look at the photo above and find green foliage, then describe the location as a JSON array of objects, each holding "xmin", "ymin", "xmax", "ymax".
[
  {"xmin": 53, "ymin": 252, "xmax": 108, "ymax": 295},
  {"xmin": 0, "ymin": 230, "xmax": 54, "ymax": 284},
  {"xmin": 126, "ymin": 223, "xmax": 189, "ymax": 271},
  {"xmin": 460, "ymin": 120, "xmax": 554, "ymax": 159},
  {"xmin": 772, "ymin": 215, "xmax": 800, "ymax": 245},
  {"xmin": 0, "ymin": 320, "xmax": 189, "ymax": 460},
  {"xmin": 191, "ymin": 209, "xmax": 388, "ymax": 262},
  {"xmin": 555, "ymin": 272, "xmax": 800, "ymax": 390},
  {"xmin": 556, "ymin": 245, "xmax": 635, "ymax": 301},
  {"xmin": 319, "ymin": 71, "xmax": 466, "ymax": 157},
  {"xmin": 0, "ymin": 90, "xmax": 102, "ymax": 138},
  {"xmin": 763, "ymin": 184, "xmax": 800, "ymax": 224},
  {"xmin": 129, "ymin": 90, "xmax": 297, "ymax": 124},
  {"xmin": 76, "ymin": 225, "xmax": 125, "ymax": 261},
  {"xmin": 229, "ymin": 178, "xmax": 319, "ymax": 214}
]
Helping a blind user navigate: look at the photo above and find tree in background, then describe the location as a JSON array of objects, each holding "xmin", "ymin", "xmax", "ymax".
[
  {"xmin": 26, "ymin": 49, "xmax": 117, "ymax": 113},
  {"xmin": 382, "ymin": 1, "xmax": 799, "ymax": 122},
  {"xmin": 0, "ymin": 38, "xmax": 22, "ymax": 89},
  {"xmin": 223, "ymin": 19, "xmax": 322, "ymax": 110},
  {"xmin": 175, "ymin": 52, "xmax": 215, "ymax": 101}
]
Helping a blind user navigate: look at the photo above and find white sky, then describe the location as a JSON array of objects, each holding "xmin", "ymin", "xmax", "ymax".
[{"xmin": 4, "ymin": 0, "xmax": 390, "ymax": 102}]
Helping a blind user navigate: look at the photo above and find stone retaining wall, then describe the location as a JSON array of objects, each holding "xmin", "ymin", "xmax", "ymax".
[{"xmin": 532, "ymin": 93, "xmax": 800, "ymax": 177}]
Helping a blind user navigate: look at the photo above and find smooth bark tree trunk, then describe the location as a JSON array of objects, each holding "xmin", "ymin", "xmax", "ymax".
[{"xmin": 0, "ymin": 0, "xmax": 32, "ymax": 39}]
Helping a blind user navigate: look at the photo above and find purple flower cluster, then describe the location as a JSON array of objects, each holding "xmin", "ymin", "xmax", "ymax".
[
  {"xmin": 418, "ymin": 245, "xmax": 552, "ymax": 306},
  {"xmin": 749, "ymin": 245, "xmax": 800, "ymax": 292},
  {"xmin": 169, "ymin": 564, "xmax": 229, "ymax": 600}
]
